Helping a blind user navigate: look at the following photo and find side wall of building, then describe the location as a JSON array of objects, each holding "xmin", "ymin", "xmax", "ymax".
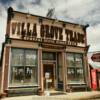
[{"xmin": 0, "ymin": 67, "xmax": 1, "ymax": 91}]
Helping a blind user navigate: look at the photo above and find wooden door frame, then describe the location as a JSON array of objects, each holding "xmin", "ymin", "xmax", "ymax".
[{"xmin": 42, "ymin": 63, "xmax": 55, "ymax": 90}]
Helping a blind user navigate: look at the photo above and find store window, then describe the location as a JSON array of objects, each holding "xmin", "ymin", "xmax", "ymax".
[
  {"xmin": 67, "ymin": 53, "xmax": 85, "ymax": 84},
  {"xmin": 10, "ymin": 48, "xmax": 38, "ymax": 87}
]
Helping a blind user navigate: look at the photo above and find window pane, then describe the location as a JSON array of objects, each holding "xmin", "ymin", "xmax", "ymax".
[
  {"xmin": 67, "ymin": 53, "xmax": 75, "ymax": 67},
  {"xmin": 42, "ymin": 52, "xmax": 56, "ymax": 60},
  {"xmin": 25, "ymin": 50, "xmax": 37, "ymax": 66},
  {"xmin": 67, "ymin": 68, "xmax": 75, "ymax": 83},
  {"xmin": 24, "ymin": 67, "xmax": 37, "ymax": 85},
  {"xmin": 76, "ymin": 68, "xmax": 84, "ymax": 82},
  {"xmin": 11, "ymin": 49, "xmax": 24, "ymax": 66},
  {"xmin": 75, "ymin": 54, "xmax": 83, "ymax": 67},
  {"xmin": 10, "ymin": 67, "xmax": 24, "ymax": 85}
]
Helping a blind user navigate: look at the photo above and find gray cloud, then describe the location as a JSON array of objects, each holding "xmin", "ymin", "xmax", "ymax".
[
  {"xmin": 0, "ymin": 0, "xmax": 100, "ymax": 52},
  {"xmin": 0, "ymin": 3, "xmax": 6, "ymax": 17},
  {"xmin": 87, "ymin": 24, "xmax": 100, "ymax": 52},
  {"xmin": 0, "ymin": 0, "xmax": 14, "ymax": 4},
  {"xmin": 31, "ymin": 0, "xmax": 41, "ymax": 5}
]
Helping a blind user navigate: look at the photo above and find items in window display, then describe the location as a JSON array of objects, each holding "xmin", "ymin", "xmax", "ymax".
[
  {"xmin": 67, "ymin": 69, "xmax": 74, "ymax": 74},
  {"xmin": 76, "ymin": 69, "xmax": 83, "ymax": 74},
  {"xmin": 13, "ymin": 67, "xmax": 24, "ymax": 82},
  {"xmin": 11, "ymin": 67, "xmax": 37, "ymax": 85},
  {"xmin": 25, "ymin": 67, "xmax": 33, "ymax": 79}
]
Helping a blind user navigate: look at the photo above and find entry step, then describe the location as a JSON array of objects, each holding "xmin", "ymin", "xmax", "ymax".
[{"xmin": 45, "ymin": 90, "xmax": 66, "ymax": 96}]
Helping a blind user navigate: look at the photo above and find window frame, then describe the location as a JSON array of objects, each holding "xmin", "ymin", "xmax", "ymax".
[
  {"xmin": 66, "ymin": 52, "xmax": 85, "ymax": 84},
  {"xmin": 9, "ymin": 48, "xmax": 38, "ymax": 87}
]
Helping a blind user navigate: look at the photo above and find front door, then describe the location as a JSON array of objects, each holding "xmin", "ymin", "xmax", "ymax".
[{"xmin": 43, "ymin": 64, "xmax": 55, "ymax": 90}]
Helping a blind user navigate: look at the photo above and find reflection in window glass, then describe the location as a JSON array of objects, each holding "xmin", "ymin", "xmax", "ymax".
[
  {"xmin": 75, "ymin": 54, "xmax": 83, "ymax": 67},
  {"xmin": 10, "ymin": 48, "xmax": 38, "ymax": 86},
  {"xmin": 11, "ymin": 49, "xmax": 24, "ymax": 66},
  {"xmin": 67, "ymin": 68, "xmax": 75, "ymax": 83},
  {"xmin": 67, "ymin": 53, "xmax": 75, "ymax": 67},
  {"xmin": 24, "ymin": 67, "xmax": 37, "ymax": 84},
  {"xmin": 76, "ymin": 68, "xmax": 84, "ymax": 82},
  {"xmin": 25, "ymin": 50, "xmax": 37, "ymax": 66},
  {"xmin": 11, "ymin": 67, "xmax": 24, "ymax": 84}
]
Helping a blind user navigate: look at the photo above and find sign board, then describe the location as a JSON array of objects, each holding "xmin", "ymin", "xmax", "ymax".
[
  {"xmin": 46, "ymin": 79, "xmax": 52, "ymax": 82},
  {"xmin": 11, "ymin": 22, "xmax": 85, "ymax": 47},
  {"xmin": 7, "ymin": 7, "xmax": 86, "ymax": 47},
  {"xmin": 45, "ymin": 72, "xmax": 50, "ymax": 79}
]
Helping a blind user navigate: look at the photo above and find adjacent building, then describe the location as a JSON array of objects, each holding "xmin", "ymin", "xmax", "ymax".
[
  {"xmin": 88, "ymin": 52, "xmax": 100, "ymax": 90},
  {"xmin": 0, "ymin": 7, "xmax": 90, "ymax": 96}
]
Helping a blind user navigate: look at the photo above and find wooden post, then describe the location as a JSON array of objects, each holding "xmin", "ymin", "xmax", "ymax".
[
  {"xmin": 62, "ymin": 51, "xmax": 66, "ymax": 92},
  {"xmin": 38, "ymin": 47, "xmax": 43, "ymax": 95},
  {"xmin": 2, "ymin": 46, "xmax": 10, "ymax": 93}
]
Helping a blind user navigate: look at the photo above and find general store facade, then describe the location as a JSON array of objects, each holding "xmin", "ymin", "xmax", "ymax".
[{"xmin": 0, "ymin": 7, "xmax": 90, "ymax": 95}]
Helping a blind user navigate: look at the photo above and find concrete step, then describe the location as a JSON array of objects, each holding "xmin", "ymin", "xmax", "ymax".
[{"xmin": 44, "ymin": 90, "xmax": 66, "ymax": 96}]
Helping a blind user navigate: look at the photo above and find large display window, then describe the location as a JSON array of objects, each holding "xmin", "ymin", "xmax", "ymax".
[
  {"xmin": 67, "ymin": 53, "xmax": 85, "ymax": 84},
  {"xmin": 10, "ymin": 48, "xmax": 38, "ymax": 87}
]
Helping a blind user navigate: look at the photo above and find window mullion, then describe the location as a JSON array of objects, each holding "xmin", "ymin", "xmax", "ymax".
[
  {"xmin": 74, "ymin": 54, "xmax": 76, "ymax": 80},
  {"xmin": 23, "ymin": 50, "xmax": 26, "ymax": 84}
]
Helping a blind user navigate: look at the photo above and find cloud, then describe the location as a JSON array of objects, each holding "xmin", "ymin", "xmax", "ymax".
[
  {"xmin": 0, "ymin": 0, "xmax": 100, "ymax": 53},
  {"xmin": 0, "ymin": 0, "xmax": 14, "ymax": 4},
  {"xmin": 0, "ymin": 3, "xmax": 7, "ymax": 53},
  {"xmin": 87, "ymin": 24, "xmax": 100, "ymax": 52},
  {"xmin": 0, "ymin": 3, "xmax": 6, "ymax": 17}
]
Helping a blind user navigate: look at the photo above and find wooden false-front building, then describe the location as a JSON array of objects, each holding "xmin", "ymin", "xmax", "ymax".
[{"xmin": 0, "ymin": 7, "xmax": 90, "ymax": 96}]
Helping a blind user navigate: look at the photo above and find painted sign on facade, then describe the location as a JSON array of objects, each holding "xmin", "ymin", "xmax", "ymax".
[{"xmin": 8, "ymin": 11, "xmax": 86, "ymax": 47}]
